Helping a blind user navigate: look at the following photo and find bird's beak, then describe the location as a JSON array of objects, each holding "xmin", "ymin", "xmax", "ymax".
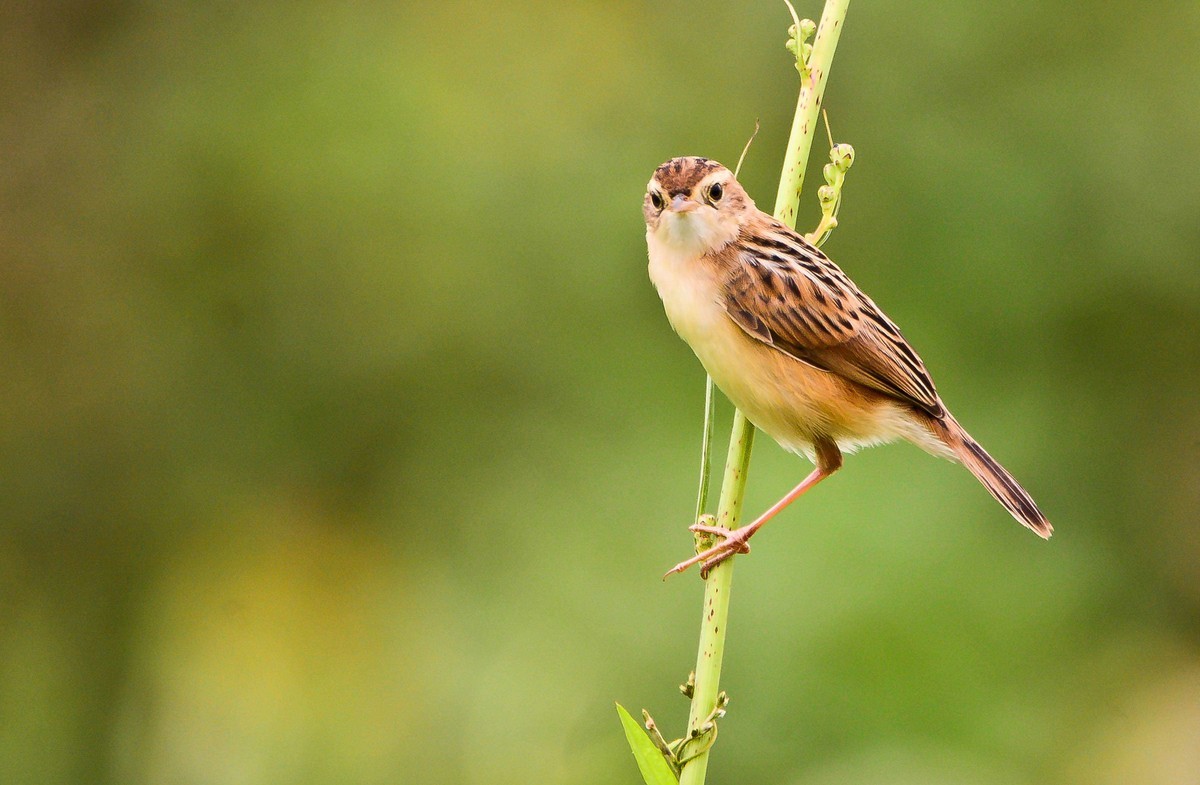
[{"xmin": 669, "ymin": 194, "xmax": 700, "ymax": 213}]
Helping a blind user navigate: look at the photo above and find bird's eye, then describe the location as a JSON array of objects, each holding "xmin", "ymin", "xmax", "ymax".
[
  {"xmin": 649, "ymin": 191, "xmax": 665, "ymax": 210},
  {"xmin": 706, "ymin": 182, "xmax": 724, "ymax": 202}
]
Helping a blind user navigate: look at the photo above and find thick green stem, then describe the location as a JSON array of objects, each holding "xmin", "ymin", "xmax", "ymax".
[
  {"xmin": 775, "ymin": 0, "xmax": 849, "ymax": 227},
  {"xmin": 678, "ymin": 411, "xmax": 753, "ymax": 785},
  {"xmin": 677, "ymin": 3, "xmax": 849, "ymax": 783}
]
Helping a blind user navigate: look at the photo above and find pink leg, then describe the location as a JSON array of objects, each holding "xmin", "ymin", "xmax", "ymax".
[{"xmin": 665, "ymin": 438, "xmax": 843, "ymax": 579}]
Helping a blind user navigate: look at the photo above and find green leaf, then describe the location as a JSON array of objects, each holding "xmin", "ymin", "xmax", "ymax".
[{"xmin": 615, "ymin": 703, "xmax": 679, "ymax": 785}]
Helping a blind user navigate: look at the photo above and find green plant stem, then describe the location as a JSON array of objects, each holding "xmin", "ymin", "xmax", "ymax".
[
  {"xmin": 694, "ymin": 375, "xmax": 716, "ymax": 524},
  {"xmin": 678, "ymin": 410, "xmax": 753, "ymax": 785},
  {"xmin": 776, "ymin": 0, "xmax": 850, "ymax": 229},
  {"xmin": 677, "ymin": 3, "xmax": 849, "ymax": 784}
]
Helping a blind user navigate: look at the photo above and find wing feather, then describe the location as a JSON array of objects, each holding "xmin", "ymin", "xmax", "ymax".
[{"xmin": 721, "ymin": 223, "xmax": 943, "ymax": 417}]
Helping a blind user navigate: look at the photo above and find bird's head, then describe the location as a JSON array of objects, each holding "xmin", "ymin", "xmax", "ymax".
[{"xmin": 644, "ymin": 157, "xmax": 755, "ymax": 256}]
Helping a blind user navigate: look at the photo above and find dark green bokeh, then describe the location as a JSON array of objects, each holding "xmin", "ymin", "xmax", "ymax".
[{"xmin": 2, "ymin": 2, "xmax": 1198, "ymax": 784}]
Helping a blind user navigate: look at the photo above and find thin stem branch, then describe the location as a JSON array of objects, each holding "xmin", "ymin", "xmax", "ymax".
[
  {"xmin": 677, "ymin": 3, "xmax": 850, "ymax": 783},
  {"xmin": 694, "ymin": 375, "xmax": 716, "ymax": 524}
]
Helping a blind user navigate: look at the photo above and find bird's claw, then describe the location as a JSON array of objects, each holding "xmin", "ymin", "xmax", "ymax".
[
  {"xmin": 688, "ymin": 523, "xmax": 752, "ymax": 554},
  {"xmin": 664, "ymin": 526, "xmax": 752, "ymax": 580}
]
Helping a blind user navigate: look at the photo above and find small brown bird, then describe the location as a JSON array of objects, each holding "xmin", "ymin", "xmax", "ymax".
[{"xmin": 645, "ymin": 156, "xmax": 1051, "ymax": 577}]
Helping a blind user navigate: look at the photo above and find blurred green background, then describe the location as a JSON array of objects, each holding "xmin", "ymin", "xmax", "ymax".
[{"xmin": 2, "ymin": 2, "xmax": 1199, "ymax": 784}]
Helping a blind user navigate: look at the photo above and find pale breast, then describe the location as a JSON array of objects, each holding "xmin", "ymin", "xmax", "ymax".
[
  {"xmin": 647, "ymin": 234, "xmax": 824, "ymax": 452},
  {"xmin": 646, "ymin": 233, "xmax": 729, "ymax": 345}
]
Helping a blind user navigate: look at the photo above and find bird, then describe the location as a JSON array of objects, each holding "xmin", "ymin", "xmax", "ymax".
[{"xmin": 644, "ymin": 156, "xmax": 1051, "ymax": 577}]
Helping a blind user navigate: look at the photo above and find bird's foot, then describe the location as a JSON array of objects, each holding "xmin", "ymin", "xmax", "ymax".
[{"xmin": 664, "ymin": 523, "xmax": 754, "ymax": 580}]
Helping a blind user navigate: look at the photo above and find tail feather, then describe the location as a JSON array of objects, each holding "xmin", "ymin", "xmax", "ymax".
[{"xmin": 937, "ymin": 417, "xmax": 1052, "ymax": 538}]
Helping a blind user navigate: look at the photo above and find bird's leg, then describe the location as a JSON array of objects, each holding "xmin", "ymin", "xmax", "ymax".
[
  {"xmin": 665, "ymin": 438, "xmax": 842, "ymax": 579},
  {"xmin": 665, "ymin": 468, "xmax": 828, "ymax": 578}
]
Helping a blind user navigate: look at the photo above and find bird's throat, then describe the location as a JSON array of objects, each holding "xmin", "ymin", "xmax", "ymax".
[{"xmin": 656, "ymin": 211, "xmax": 737, "ymax": 258}]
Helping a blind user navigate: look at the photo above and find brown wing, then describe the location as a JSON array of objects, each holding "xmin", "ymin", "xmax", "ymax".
[{"xmin": 721, "ymin": 223, "xmax": 943, "ymax": 418}]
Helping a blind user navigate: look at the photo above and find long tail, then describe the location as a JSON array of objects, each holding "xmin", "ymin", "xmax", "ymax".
[{"xmin": 933, "ymin": 415, "xmax": 1052, "ymax": 538}]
